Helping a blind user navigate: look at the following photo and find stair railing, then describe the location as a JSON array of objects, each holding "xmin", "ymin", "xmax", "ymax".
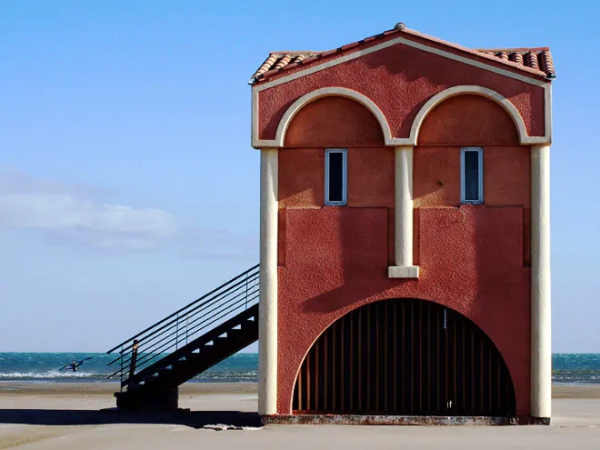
[{"xmin": 106, "ymin": 264, "xmax": 260, "ymax": 387}]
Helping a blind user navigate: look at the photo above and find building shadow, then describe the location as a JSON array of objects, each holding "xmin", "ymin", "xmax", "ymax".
[{"xmin": 0, "ymin": 409, "xmax": 261, "ymax": 429}]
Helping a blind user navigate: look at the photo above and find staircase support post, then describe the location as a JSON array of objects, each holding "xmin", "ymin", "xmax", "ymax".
[
  {"xmin": 259, "ymin": 148, "xmax": 278, "ymax": 416},
  {"xmin": 129, "ymin": 339, "xmax": 139, "ymax": 379}
]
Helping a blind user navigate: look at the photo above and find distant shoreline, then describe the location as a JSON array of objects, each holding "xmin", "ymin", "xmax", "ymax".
[
  {"xmin": 1, "ymin": 353, "xmax": 598, "ymax": 384},
  {"xmin": 1, "ymin": 381, "xmax": 599, "ymax": 399},
  {"xmin": 0, "ymin": 381, "xmax": 258, "ymax": 396}
]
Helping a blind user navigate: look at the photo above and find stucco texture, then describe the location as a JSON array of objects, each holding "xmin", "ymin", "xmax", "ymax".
[
  {"xmin": 271, "ymin": 46, "xmax": 536, "ymax": 418},
  {"xmin": 413, "ymin": 95, "xmax": 531, "ymax": 209},
  {"xmin": 278, "ymin": 207, "xmax": 531, "ymax": 416},
  {"xmin": 278, "ymin": 146, "xmax": 394, "ymax": 210},
  {"xmin": 414, "ymin": 146, "xmax": 531, "ymax": 209},
  {"xmin": 257, "ymin": 41, "xmax": 546, "ymax": 141}
]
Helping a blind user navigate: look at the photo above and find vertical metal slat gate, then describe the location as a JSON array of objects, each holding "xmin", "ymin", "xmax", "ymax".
[{"xmin": 292, "ymin": 298, "xmax": 516, "ymax": 416}]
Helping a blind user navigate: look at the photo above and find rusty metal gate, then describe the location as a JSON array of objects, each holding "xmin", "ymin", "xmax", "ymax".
[{"xmin": 292, "ymin": 298, "xmax": 516, "ymax": 416}]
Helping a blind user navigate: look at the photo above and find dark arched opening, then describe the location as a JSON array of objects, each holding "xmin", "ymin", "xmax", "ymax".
[{"xmin": 293, "ymin": 298, "xmax": 516, "ymax": 416}]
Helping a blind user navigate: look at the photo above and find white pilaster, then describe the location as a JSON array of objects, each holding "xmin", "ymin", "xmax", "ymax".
[
  {"xmin": 531, "ymin": 144, "xmax": 551, "ymax": 419},
  {"xmin": 258, "ymin": 148, "xmax": 278, "ymax": 416},
  {"xmin": 388, "ymin": 145, "xmax": 419, "ymax": 279}
]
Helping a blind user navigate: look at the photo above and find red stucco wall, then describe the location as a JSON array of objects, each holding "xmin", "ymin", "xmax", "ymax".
[
  {"xmin": 278, "ymin": 206, "xmax": 531, "ymax": 416},
  {"xmin": 414, "ymin": 146, "xmax": 531, "ymax": 209},
  {"xmin": 257, "ymin": 41, "xmax": 546, "ymax": 140},
  {"xmin": 278, "ymin": 146, "xmax": 395, "ymax": 210},
  {"xmin": 272, "ymin": 54, "xmax": 535, "ymax": 417}
]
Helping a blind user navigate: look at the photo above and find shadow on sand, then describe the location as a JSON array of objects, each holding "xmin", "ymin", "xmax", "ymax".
[{"xmin": 0, "ymin": 409, "xmax": 261, "ymax": 429}]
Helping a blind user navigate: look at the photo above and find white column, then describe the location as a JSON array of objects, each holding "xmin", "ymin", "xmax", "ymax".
[
  {"xmin": 388, "ymin": 145, "xmax": 419, "ymax": 279},
  {"xmin": 531, "ymin": 144, "xmax": 551, "ymax": 419},
  {"xmin": 258, "ymin": 148, "xmax": 278, "ymax": 416}
]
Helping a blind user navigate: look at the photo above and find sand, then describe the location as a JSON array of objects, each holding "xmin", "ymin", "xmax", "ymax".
[{"xmin": 0, "ymin": 382, "xmax": 598, "ymax": 449}]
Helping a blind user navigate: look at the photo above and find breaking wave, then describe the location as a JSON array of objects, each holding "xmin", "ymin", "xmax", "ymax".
[{"xmin": 0, "ymin": 353, "xmax": 597, "ymax": 384}]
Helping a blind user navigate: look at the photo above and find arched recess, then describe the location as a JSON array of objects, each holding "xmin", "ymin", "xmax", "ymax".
[
  {"xmin": 284, "ymin": 96, "xmax": 385, "ymax": 147},
  {"xmin": 275, "ymin": 87, "xmax": 393, "ymax": 147},
  {"xmin": 410, "ymin": 86, "xmax": 529, "ymax": 145},
  {"xmin": 417, "ymin": 95, "xmax": 520, "ymax": 146},
  {"xmin": 292, "ymin": 298, "xmax": 516, "ymax": 416}
]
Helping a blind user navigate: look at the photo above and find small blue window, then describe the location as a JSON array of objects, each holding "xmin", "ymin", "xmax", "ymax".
[
  {"xmin": 460, "ymin": 147, "xmax": 484, "ymax": 204},
  {"xmin": 325, "ymin": 149, "xmax": 347, "ymax": 206}
]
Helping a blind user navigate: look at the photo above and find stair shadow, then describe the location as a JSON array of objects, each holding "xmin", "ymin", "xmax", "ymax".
[{"xmin": 0, "ymin": 409, "xmax": 261, "ymax": 429}]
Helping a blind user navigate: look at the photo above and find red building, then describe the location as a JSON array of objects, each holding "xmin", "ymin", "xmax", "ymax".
[{"xmin": 251, "ymin": 24, "xmax": 554, "ymax": 424}]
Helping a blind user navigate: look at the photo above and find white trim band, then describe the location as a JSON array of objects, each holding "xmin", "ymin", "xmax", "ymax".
[{"xmin": 258, "ymin": 148, "xmax": 278, "ymax": 416}]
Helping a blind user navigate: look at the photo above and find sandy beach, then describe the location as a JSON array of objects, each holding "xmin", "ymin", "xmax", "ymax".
[{"xmin": 0, "ymin": 382, "xmax": 598, "ymax": 449}]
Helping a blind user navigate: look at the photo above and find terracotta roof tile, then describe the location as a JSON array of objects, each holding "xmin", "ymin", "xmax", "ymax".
[
  {"xmin": 252, "ymin": 52, "xmax": 318, "ymax": 80},
  {"xmin": 340, "ymin": 41, "xmax": 361, "ymax": 51},
  {"xmin": 249, "ymin": 26, "xmax": 555, "ymax": 84},
  {"xmin": 510, "ymin": 52, "xmax": 524, "ymax": 65},
  {"xmin": 478, "ymin": 48, "xmax": 556, "ymax": 78}
]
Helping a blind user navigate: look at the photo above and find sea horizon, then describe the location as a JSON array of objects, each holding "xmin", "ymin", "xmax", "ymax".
[{"xmin": 0, "ymin": 352, "xmax": 598, "ymax": 385}]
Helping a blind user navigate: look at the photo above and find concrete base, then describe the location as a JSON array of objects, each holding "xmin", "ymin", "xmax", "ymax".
[
  {"xmin": 115, "ymin": 387, "xmax": 179, "ymax": 411},
  {"xmin": 262, "ymin": 415, "xmax": 550, "ymax": 426},
  {"xmin": 527, "ymin": 416, "xmax": 551, "ymax": 425}
]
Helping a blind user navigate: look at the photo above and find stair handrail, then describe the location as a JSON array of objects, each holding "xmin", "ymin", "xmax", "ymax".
[
  {"xmin": 106, "ymin": 264, "xmax": 259, "ymax": 354},
  {"xmin": 107, "ymin": 273, "xmax": 259, "ymax": 366},
  {"xmin": 115, "ymin": 285, "xmax": 260, "ymax": 371},
  {"xmin": 111, "ymin": 286, "xmax": 259, "ymax": 375},
  {"xmin": 106, "ymin": 281, "xmax": 257, "ymax": 369},
  {"xmin": 105, "ymin": 264, "xmax": 260, "ymax": 383}
]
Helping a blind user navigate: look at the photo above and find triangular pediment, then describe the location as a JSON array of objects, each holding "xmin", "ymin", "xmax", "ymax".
[{"xmin": 250, "ymin": 26, "xmax": 554, "ymax": 87}]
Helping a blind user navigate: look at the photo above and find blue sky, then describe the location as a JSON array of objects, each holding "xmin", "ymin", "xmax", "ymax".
[{"xmin": 1, "ymin": 0, "xmax": 598, "ymax": 353}]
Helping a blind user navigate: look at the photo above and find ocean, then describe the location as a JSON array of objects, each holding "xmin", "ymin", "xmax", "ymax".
[
  {"xmin": 0, "ymin": 353, "xmax": 258, "ymax": 383},
  {"xmin": 0, "ymin": 353, "xmax": 598, "ymax": 384}
]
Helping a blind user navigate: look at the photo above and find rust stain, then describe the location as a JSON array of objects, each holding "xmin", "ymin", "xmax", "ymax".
[{"xmin": 262, "ymin": 414, "xmax": 549, "ymax": 426}]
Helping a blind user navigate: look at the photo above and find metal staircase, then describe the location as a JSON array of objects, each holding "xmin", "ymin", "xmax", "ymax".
[{"xmin": 106, "ymin": 264, "xmax": 259, "ymax": 410}]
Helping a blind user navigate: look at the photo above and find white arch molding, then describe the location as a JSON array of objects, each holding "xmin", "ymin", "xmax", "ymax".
[
  {"xmin": 411, "ymin": 85, "xmax": 537, "ymax": 145},
  {"xmin": 251, "ymin": 85, "xmax": 550, "ymax": 147},
  {"xmin": 275, "ymin": 87, "xmax": 393, "ymax": 147}
]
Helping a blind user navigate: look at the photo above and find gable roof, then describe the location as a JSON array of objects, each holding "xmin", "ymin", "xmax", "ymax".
[{"xmin": 249, "ymin": 25, "xmax": 555, "ymax": 85}]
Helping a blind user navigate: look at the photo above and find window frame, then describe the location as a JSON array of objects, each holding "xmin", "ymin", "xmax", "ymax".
[
  {"xmin": 324, "ymin": 148, "xmax": 348, "ymax": 206},
  {"xmin": 460, "ymin": 147, "xmax": 484, "ymax": 205}
]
